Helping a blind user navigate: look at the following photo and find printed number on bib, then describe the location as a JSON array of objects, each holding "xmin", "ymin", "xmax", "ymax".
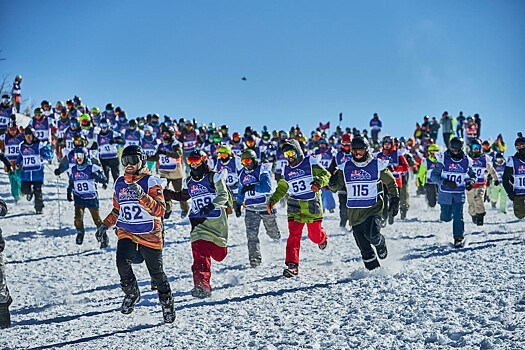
[
  {"xmin": 446, "ymin": 174, "xmax": 462, "ymax": 184},
  {"xmin": 351, "ymin": 184, "xmax": 369, "ymax": 197},
  {"xmin": 24, "ymin": 157, "xmax": 37, "ymax": 165},
  {"xmin": 76, "ymin": 183, "xmax": 89, "ymax": 192},
  {"xmin": 8, "ymin": 146, "xmax": 19, "ymax": 154},
  {"xmin": 193, "ymin": 196, "xmax": 212, "ymax": 211},
  {"xmin": 291, "ymin": 180, "xmax": 307, "ymax": 193},
  {"xmin": 122, "ymin": 205, "xmax": 144, "ymax": 220}
]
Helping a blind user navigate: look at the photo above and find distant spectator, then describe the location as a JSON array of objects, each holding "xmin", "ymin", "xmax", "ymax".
[
  {"xmin": 421, "ymin": 115, "xmax": 431, "ymax": 140},
  {"xmin": 369, "ymin": 113, "xmax": 382, "ymax": 143},
  {"xmin": 474, "ymin": 113, "xmax": 481, "ymax": 138},
  {"xmin": 456, "ymin": 111, "xmax": 465, "ymax": 138},
  {"xmin": 492, "ymin": 134, "xmax": 507, "ymax": 154},
  {"xmin": 465, "ymin": 116, "xmax": 478, "ymax": 143},
  {"xmin": 11, "ymin": 75, "xmax": 22, "ymax": 113},
  {"xmin": 440, "ymin": 111, "xmax": 453, "ymax": 148},
  {"xmin": 429, "ymin": 117, "xmax": 440, "ymax": 143},
  {"xmin": 414, "ymin": 123, "xmax": 422, "ymax": 140}
]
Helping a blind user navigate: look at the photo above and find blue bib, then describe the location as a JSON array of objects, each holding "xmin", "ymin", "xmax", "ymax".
[
  {"xmin": 187, "ymin": 175, "xmax": 222, "ymax": 218},
  {"xmin": 283, "ymin": 156, "xmax": 315, "ymax": 201},
  {"xmin": 115, "ymin": 176, "xmax": 156, "ymax": 234},
  {"xmin": 343, "ymin": 158, "xmax": 380, "ymax": 208}
]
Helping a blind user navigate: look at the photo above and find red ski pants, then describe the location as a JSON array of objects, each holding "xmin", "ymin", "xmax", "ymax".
[
  {"xmin": 191, "ymin": 239, "xmax": 227, "ymax": 291},
  {"xmin": 286, "ymin": 218, "xmax": 326, "ymax": 265}
]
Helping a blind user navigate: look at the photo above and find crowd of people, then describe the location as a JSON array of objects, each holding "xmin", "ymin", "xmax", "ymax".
[{"xmin": 0, "ymin": 90, "xmax": 523, "ymax": 326}]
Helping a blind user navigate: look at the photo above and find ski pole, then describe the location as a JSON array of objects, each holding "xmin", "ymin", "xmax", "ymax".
[{"xmin": 56, "ymin": 174, "xmax": 62, "ymax": 230}]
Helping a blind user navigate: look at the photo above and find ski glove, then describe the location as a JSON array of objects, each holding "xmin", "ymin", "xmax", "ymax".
[
  {"xmin": 508, "ymin": 191, "xmax": 516, "ymax": 201},
  {"xmin": 157, "ymin": 149, "xmax": 167, "ymax": 156},
  {"xmin": 328, "ymin": 173, "xmax": 339, "ymax": 189},
  {"xmin": 267, "ymin": 201, "xmax": 275, "ymax": 215},
  {"xmin": 310, "ymin": 181, "xmax": 321, "ymax": 192},
  {"xmin": 465, "ymin": 179, "xmax": 475, "ymax": 191},
  {"xmin": 389, "ymin": 196, "xmax": 400, "ymax": 217},
  {"xmin": 128, "ymin": 182, "xmax": 145, "ymax": 199},
  {"xmin": 233, "ymin": 201, "xmax": 242, "ymax": 218},
  {"xmin": 241, "ymin": 184, "xmax": 255, "ymax": 195},
  {"xmin": 0, "ymin": 230, "xmax": 4, "ymax": 253},
  {"xmin": 102, "ymin": 182, "xmax": 108, "ymax": 190},
  {"xmin": 443, "ymin": 179, "xmax": 457, "ymax": 189},
  {"xmin": 67, "ymin": 191, "xmax": 73, "ymax": 202},
  {"xmin": 54, "ymin": 168, "xmax": 61, "ymax": 176},
  {"xmin": 199, "ymin": 203, "xmax": 215, "ymax": 216},
  {"xmin": 494, "ymin": 180, "xmax": 500, "ymax": 186},
  {"xmin": 108, "ymin": 139, "xmax": 116, "ymax": 145},
  {"xmin": 95, "ymin": 224, "xmax": 108, "ymax": 243}
]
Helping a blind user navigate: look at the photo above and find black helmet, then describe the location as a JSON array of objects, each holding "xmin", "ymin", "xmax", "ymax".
[
  {"xmin": 105, "ymin": 103, "xmax": 114, "ymax": 111},
  {"xmin": 121, "ymin": 145, "xmax": 148, "ymax": 174},
  {"xmin": 188, "ymin": 150, "xmax": 209, "ymax": 179},
  {"xmin": 161, "ymin": 125, "xmax": 175, "ymax": 137},
  {"xmin": 24, "ymin": 126, "xmax": 36, "ymax": 137},
  {"xmin": 41, "ymin": 100, "xmax": 50, "ymax": 108},
  {"xmin": 449, "ymin": 137, "xmax": 464, "ymax": 153},
  {"xmin": 245, "ymin": 126, "xmax": 253, "ymax": 135},
  {"xmin": 351, "ymin": 135, "xmax": 370, "ymax": 151},
  {"xmin": 515, "ymin": 132, "xmax": 525, "ymax": 149},
  {"xmin": 128, "ymin": 119, "xmax": 137, "ymax": 128}
]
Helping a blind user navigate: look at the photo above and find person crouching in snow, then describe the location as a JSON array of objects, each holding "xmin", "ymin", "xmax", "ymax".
[
  {"xmin": 236, "ymin": 149, "xmax": 281, "ymax": 268},
  {"xmin": 267, "ymin": 139, "xmax": 330, "ymax": 278},
  {"xmin": 95, "ymin": 145, "xmax": 175, "ymax": 323},
  {"xmin": 67, "ymin": 147, "xmax": 108, "ymax": 247},
  {"xmin": 329, "ymin": 136, "xmax": 399, "ymax": 270},
  {"xmin": 163, "ymin": 150, "xmax": 232, "ymax": 299}
]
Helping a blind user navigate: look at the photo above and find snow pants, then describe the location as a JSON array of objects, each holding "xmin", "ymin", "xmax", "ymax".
[
  {"xmin": 74, "ymin": 204, "xmax": 103, "ymax": 233},
  {"xmin": 191, "ymin": 239, "xmax": 227, "ymax": 291},
  {"xmin": 489, "ymin": 184, "xmax": 507, "ymax": 213},
  {"xmin": 400, "ymin": 177, "xmax": 410, "ymax": 211},
  {"xmin": 20, "ymin": 181, "xmax": 43, "ymax": 212},
  {"xmin": 467, "ymin": 186, "xmax": 486, "ymax": 216},
  {"xmin": 0, "ymin": 250, "xmax": 9, "ymax": 304},
  {"xmin": 425, "ymin": 183, "xmax": 438, "ymax": 208},
  {"xmin": 285, "ymin": 218, "xmax": 326, "ymax": 265},
  {"xmin": 245, "ymin": 210, "xmax": 281, "ymax": 262},
  {"xmin": 116, "ymin": 238, "xmax": 171, "ymax": 296},
  {"xmin": 8, "ymin": 168, "xmax": 21, "ymax": 202},
  {"xmin": 440, "ymin": 202, "xmax": 464, "ymax": 238},
  {"xmin": 321, "ymin": 187, "xmax": 336, "ymax": 211},
  {"xmin": 100, "ymin": 157, "xmax": 120, "ymax": 184},
  {"xmin": 351, "ymin": 216, "xmax": 385, "ymax": 270},
  {"xmin": 338, "ymin": 192, "xmax": 348, "ymax": 226},
  {"xmin": 513, "ymin": 195, "xmax": 525, "ymax": 219}
]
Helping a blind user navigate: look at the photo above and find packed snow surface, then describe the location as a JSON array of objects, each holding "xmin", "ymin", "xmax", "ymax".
[{"xmin": 0, "ymin": 167, "xmax": 523, "ymax": 349}]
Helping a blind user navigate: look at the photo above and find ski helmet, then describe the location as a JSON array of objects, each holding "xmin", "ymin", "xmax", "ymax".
[
  {"xmin": 74, "ymin": 147, "xmax": 89, "ymax": 163},
  {"xmin": 1, "ymin": 95, "xmax": 10, "ymax": 105},
  {"xmin": 121, "ymin": 145, "xmax": 148, "ymax": 174},
  {"xmin": 448, "ymin": 137, "xmax": 464, "ymax": 160},
  {"xmin": 24, "ymin": 125, "xmax": 36, "ymax": 138},
  {"xmin": 161, "ymin": 125, "xmax": 175, "ymax": 138},
  {"xmin": 427, "ymin": 144, "xmax": 439, "ymax": 153},
  {"xmin": 282, "ymin": 139, "xmax": 304, "ymax": 167},
  {"xmin": 515, "ymin": 132, "xmax": 525, "ymax": 159},
  {"xmin": 41, "ymin": 100, "xmax": 50, "ymax": 109},
  {"xmin": 469, "ymin": 139, "xmax": 482, "ymax": 156},
  {"xmin": 495, "ymin": 152, "xmax": 505, "ymax": 165},
  {"xmin": 91, "ymin": 107, "xmax": 100, "ymax": 115},
  {"xmin": 56, "ymin": 101, "xmax": 64, "ymax": 109},
  {"xmin": 15, "ymin": 75, "xmax": 22, "ymax": 82},
  {"xmin": 34, "ymin": 107, "xmax": 43, "ymax": 116},
  {"xmin": 143, "ymin": 125, "xmax": 153, "ymax": 134},
  {"xmin": 187, "ymin": 149, "xmax": 209, "ymax": 179},
  {"xmin": 241, "ymin": 149, "xmax": 258, "ymax": 170}
]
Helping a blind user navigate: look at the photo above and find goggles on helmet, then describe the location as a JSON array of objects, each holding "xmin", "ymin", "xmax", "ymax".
[
  {"xmin": 121, "ymin": 155, "xmax": 141, "ymax": 167},
  {"xmin": 241, "ymin": 158, "xmax": 253, "ymax": 166},
  {"xmin": 187, "ymin": 155, "xmax": 205, "ymax": 165},
  {"xmin": 218, "ymin": 152, "xmax": 229, "ymax": 159},
  {"xmin": 75, "ymin": 152, "xmax": 86, "ymax": 160},
  {"xmin": 471, "ymin": 144, "xmax": 481, "ymax": 151},
  {"xmin": 284, "ymin": 149, "xmax": 296, "ymax": 158},
  {"xmin": 246, "ymin": 140, "xmax": 255, "ymax": 147}
]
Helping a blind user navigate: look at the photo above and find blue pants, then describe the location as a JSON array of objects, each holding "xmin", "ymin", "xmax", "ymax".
[
  {"xmin": 440, "ymin": 202, "xmax": 464, "ymax": 238},
  {"xmin": 321, "ymin": 187, "xmax": 336, "ymax": 211}
]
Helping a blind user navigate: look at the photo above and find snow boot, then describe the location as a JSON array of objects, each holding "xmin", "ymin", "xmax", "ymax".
[
  {"xmin": 26, "ymin": 191, "xmax": 33, "ymax": 201},
  {"xmin": 380, "ymin": 218, "xmax": 387, "ymax": 228},
  {"xmin": 454, "ymin": 236, "xmax": 465, "ymax": 248},
  {"xmin": 150, "ymin": 279, "xmax": 158, "ymax": 291},
  {"xmin": 99, "ymin": 232, "xmax": 109, "ymax": 249},
  {"xmin": 318, "ymin": 239, "xmax": 328, "ymax": 250},
  {"xmin": 164, "ymin": 210, "xmax": 172, "ymax": 219},
  {"xmin": 158, "ymin": 292, "xmax": 176, "ymax": 324},
  {"xmin": 376, "ymin": 243, "xmax": 388, "ymax": 260},
  {"xmin": 191, "ymin": 287, "xmax": 211, "ymax": 299},
  {"xmin": 388, "ymin": 211, "xmax": 394, "ymax": 225},
  {"xmin": 75, "ymin": 230, "xmax": 85, "ymax": 245},
  {"xmin": 0, "ymin": 296, "xmax": 12, "ymax": 329},
  {"xmin": 471, "ymin": 215, "xmax": 477, "ymax": 224},
  {"xmin": 400, "ymin": 209, "xmax": 407, "ymax": 220},
  {"xmin": 283, "ymin": 262, "xmax": 299, "ymax": 278},
  {"xmin": 491, "ymin": 202, "xmax": 496, "ymax": 209},
  {"xmin": 339, "ymin": 219, "xmax": 347, "ymax": 228},
  {"xmin": 120, "ymin": 282, "xmax": 140, "ymax": 314},
  {"xmin": 476, "ymin": 213, "xmax": 485, "ymax": 226},
  {"xmin": 249, "ymin": 258, "xmax": 261, "ymax": 268}
]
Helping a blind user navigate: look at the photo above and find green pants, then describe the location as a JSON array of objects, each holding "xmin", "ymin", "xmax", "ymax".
[{"xmin": 489, "ymin": 184, "xmax": 506, "ymax": 213}]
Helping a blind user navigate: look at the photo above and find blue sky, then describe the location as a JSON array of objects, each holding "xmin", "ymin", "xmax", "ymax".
[{"xmin": 1, "ymin": 1, "xmax": 523, "ymax": 147}]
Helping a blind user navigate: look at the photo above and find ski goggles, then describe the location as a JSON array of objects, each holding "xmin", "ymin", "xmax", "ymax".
[
  {"xmin": 217, "ymin": 152, "xmax": 230, "ymax": 159},
  {"xmin": 213, "ymin": 137, "xmax": 222, "ymax": 143},
  {"xmin": 482, "ymin": 144, "xmax": 491, "ymax": 150},
  {"xmin": 245, "ymin": 140, "xmax": 255, "ymax": 147},
  {"xmin": 99, "ymin": 122, "xmax": 109, "ymax": 128},
  {"xmin": 1, "ymin": 98, "xmax": 9, "ymax": 104},
  {"xmin": 241, "ymin": 158, "xmax": 253, "ymax": 166},
  {"xmin": 74, "ymin": 152, "xmax": 86, "ymax": 160},
  {"xmin": 71, "ymin": 122, "xmax": 80, "ymax": 128},
  {"xmin": 284, "ymin": 149, "xmax": 296, "ymax": 158},
  {"xmin": 471, "ymin": 144, "xmax": 481, "ymax": 150},
  {"xmin": 121, "ymin": 155, "xmax": 142, "ymax": 166},
  {"xmin": 352, "ymin": 149, "xmax": 367, "ymax": 157},
  {"xmin": 187, "ymin": 155, "xmax": 205, "ymax": 165},
  {"xmin": 341, "ymin": 142, "xmax": 351, "ymax": 150}
]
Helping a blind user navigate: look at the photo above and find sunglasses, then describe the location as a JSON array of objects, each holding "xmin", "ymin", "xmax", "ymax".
[
  {"xmin": 284, "ymin": 149, "xmax": 296, "ymax": 158},
  {"xmin": 218, "ymin": 152, "xmax": 229, "ymax": 159},
  {"xmin": 241, "ymin": 158, "xmax": 253, "ymax": 166},
  {"xmin": 121, "ymin": 155, "xmax": 141, "ymax": 166},
  {"xmin": 187, "ymin": 156, "xmax": 204, "ymax": 165}
]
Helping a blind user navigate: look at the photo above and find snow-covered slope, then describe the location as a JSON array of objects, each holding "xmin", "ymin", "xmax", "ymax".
[{"xmin": 0, "ymin": 165, "xmax": 523, "ymax": 349}]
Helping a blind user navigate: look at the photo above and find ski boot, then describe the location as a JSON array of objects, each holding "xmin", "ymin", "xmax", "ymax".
[
  {"xmin": 191, "ymin": 287, "xmax": 211, "ymax": 299},
  {"xmin": 249, "ymin": 258, "xmax": 261, "ymax": 268},
  {"xmin": 476, "ymin": 213, "xmax": 485, "ymax": 226},
  {"xmin": 388, "ymin": 211, "xmax": 394, "ymax": 225},
  {"xmin": 75, "ymin": 230, "xmax": 85, "ymax": 245},
  {"xmin": 150, "ymin": 279, "xmax": 158, "ymax": 291},
  {"xmin": 471, "ymin": 215, "xmax": 478, "ymax": 224},
  {"xmin": 0, "ymin": 296, "xmax": 12, "ymax": 329},
  {"xmin": 400, "ymin": 209, "xmax": 407, "ymax": 220},
  {"xmin": 283, "ymin": 262, "xmax": 299, "ymax": 278},
  {"xmin": 26, "ymin": 191, "xmax": 33, "ymax": 201},
  {"xmin": 339, "ymin": 219, "xmax": 347, "ymax": 228},
  {"xmin": 159, "ymin": 293, "xmax": 176, "ymax": 323},
  {"xmin": 376, "ymin": 243, "xmax": 388, "ymax": 260},
  {"xmin": 164, "ymin": 210, "xmax": 172, "ymax": 219},
  {"xmin": 454, "ymin": 236, "xmax": 465, "ymax": 248},
  {"xmin": 121, "ymin": 282, "xmax": 140, "ymax": 314},
  {"xmin": 318, "ymin": 239, "xmax": 328, "ymax": 250}
]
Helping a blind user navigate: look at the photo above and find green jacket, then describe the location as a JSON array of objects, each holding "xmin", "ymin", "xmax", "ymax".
[
  {"xmin": 329, "ymin": 161, "xmax": 398, "ymax": 227},
  {"xmin": 269, "ymin": 162, "xmax": 331, "ymax": 223}
]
